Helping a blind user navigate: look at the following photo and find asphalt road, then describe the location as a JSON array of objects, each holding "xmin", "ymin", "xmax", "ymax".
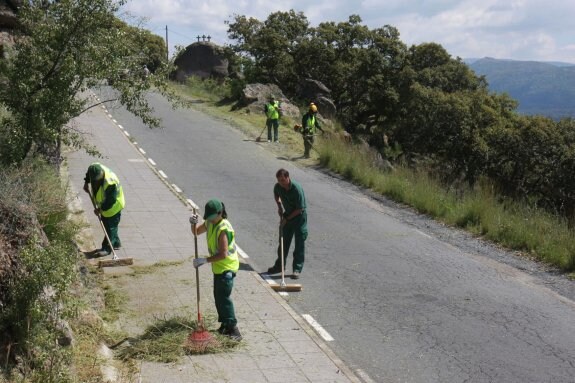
[{"xmin": 95, "ymin": 88, "xmax": 575, "ymax": 383}]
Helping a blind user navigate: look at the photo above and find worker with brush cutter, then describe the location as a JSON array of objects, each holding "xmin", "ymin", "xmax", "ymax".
[
  {"xmin": 301, "ymin": 102, "xmax": 324, "ymax": 158},
  {"xmin": 190, "ymin": 199, "xmax": 242, "ymax": 341},
  {"xmin": 83, "ymin": 163, "xmax": 125, "ymax": 256},
  {"xmin": 267, "ymin": 168, "xmax": 308, "ymax": 280}
]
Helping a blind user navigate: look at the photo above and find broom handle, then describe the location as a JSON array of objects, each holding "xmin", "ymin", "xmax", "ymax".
[
  {"xmin": 280, "ymin": 223, "xmax": 285, "ymax": 284},
  {"xmin": 193, "ymin": 208, "xmax": 202, "ymax": 324},
  {"xmin": 88, "ymin": 188, "xmax": 119, "ymax": 260}
]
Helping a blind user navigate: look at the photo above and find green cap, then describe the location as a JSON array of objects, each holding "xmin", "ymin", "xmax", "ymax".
[
  {"xmin": 88, "ymin": 163, "xmax": 104, "ymax": 182},
  {"xmin": 203, "ymin": 199, "xmax": 223, "ymax": 220}
]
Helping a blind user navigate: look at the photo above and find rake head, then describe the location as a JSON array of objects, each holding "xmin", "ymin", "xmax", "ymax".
[{"xmin": 185, "ymin": 327, "xmax": 217, "ymax": 353}]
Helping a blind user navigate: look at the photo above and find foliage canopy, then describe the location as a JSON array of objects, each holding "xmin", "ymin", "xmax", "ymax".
[
  {"xmin": 226, "ymin": 10, "xmax": 575, "ymax": 222},
  {"xmin": 0, "ymin": 0, "xmax": 180, "ymax": 166}
]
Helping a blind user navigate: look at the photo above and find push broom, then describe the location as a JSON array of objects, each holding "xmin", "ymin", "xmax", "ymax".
[
  {"xmin": 271, "ymin": 222, "xmax": 302, "ymax": 292},
  {"xmin": 255, "ymin": 124, "xmax": 267, "ymax": 142},
  {"xmin": 186, "ymin": 208, "xmax": 216, "ymax": 352},
  {"xmin": 88, "ymin": 189, "xmax": 133, "ymax": 267}
]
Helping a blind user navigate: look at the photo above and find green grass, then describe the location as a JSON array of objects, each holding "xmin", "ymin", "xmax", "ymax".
[{"xmin": 174, "ymin": 78, "xmax": 575, "ymax": 272}]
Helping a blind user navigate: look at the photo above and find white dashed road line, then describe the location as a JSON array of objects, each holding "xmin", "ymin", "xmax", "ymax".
[
  {"xmin": 302, "ymin": 314, "xmax": 334, "ymax": 341},
  {"xmin": 158, "ymin": 170, "xmax": 168, "ymax": 178},
  {"xmin": 138, "ymin": 148, "xmax": 146, "ymax": 155},
  {"xmin": 171, "ymin": 184, "xmax": 182, "ymax": 193},
  {"xmin": 186, "ymin": 199, "xmax": 199, "ymax": 210},
  {"xmin": 148, "ymin": 158, "xmax": 156, "ymax": 166},
  {"xmin": 355, "ymin": 369, "xmax": 376, "ymax": 383},
  {"xmin": 236, "ymin": 246, "xmax": 249, "ymax": 259}
]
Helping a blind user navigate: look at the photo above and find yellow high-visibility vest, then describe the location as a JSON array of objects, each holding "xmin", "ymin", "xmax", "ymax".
[
  {"xmin": 94, "ymin": 164, "xmax": 125, "ymax": 217},
  {"xmin": 206, "ymin": 219, "xmax": 239, "ymax": 274},
  {"xmin": 266, "ymin": 101, "xmax": 280, "ymax": 120}
]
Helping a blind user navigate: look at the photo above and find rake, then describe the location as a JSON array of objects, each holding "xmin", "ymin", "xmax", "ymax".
[{"xmin": 186, "ymin": 208, "xmax": 216, "ymax": 352}]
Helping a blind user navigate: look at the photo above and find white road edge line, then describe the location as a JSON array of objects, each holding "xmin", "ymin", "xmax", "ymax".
[
  {"xmin": 158, "ymin": 170, "xmax": 168, "ymax": 178},
  {"xmin": 302, "ymin": 314, "xmax": 334, "ymax": 342},
  {"xmin": 415, "ymin": 229, "xmax": 432, "ymax": 239},
  {"xmin": 171, "ymin": 184, "xmax": 182, "ymax": 193}
]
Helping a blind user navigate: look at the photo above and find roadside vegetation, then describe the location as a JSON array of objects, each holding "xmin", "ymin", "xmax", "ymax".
[{"xmin": 0, "ymin": 159, "xmax": 81, "ymax": 382}]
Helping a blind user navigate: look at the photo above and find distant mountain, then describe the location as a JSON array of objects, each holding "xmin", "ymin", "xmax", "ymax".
[{"xmin": 467, "ymin": 57, "xmax": 575, "ymax": 119}]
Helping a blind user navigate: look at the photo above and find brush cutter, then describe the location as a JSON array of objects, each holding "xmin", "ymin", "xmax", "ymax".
[
  {"xmin": 186, "ymin": 208, "xmax": 216, "ymax": 352},
  {"xmin": 302, "ymin": 134, "xmax": 321, "ymax": 155},
  {"xmin": 255, "ymin": 124, "xmax": 267, "ymax": 142},
  {"xmin": 87, "ymin": 189, "xmax": 133, "ymax": 267},
  {"xmin": 271, "ymin": 222, "xmax": 302, "ymax": 292}
]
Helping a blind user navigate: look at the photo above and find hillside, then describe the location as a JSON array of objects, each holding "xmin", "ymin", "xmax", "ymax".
[{"xmin": 468, "ymin": 57, "xmax": 575, "ymax": 119}]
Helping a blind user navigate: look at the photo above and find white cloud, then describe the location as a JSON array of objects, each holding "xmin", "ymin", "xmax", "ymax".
[{"xmin": 123, "ymin": 0, "xmax": 575, "ymax": 63}]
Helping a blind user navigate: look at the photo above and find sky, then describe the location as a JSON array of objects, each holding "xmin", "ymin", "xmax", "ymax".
[{"xmin": 123, "ymin": 0, "xmax": 575, "ymax": 64}]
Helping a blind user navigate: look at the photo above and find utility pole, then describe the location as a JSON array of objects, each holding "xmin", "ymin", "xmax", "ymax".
[{"xmin": 165, "ymin": 25, "xmax": 169, "ymax": 61}]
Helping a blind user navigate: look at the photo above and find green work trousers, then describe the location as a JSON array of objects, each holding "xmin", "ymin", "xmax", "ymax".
[
  {"xmin": 213, "ymin": 271, "xmax": 237, "ymax": 329},
  {"xmin": 274, "ymin": 212, "xmax": 308, "ymax": 273},
  {"xmin": 303, "ymin": 134, "xmax": 314, "ymax": 158},
  {"xmin": 101, "ymin": 212, "xmax": 121, "ymax": 252},
  {"xmin": 267, "ymin": 118, "xmax": 279, "ymax": 142}
]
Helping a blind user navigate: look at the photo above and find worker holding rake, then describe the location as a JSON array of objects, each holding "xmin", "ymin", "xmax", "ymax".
[
  {"xmin": 267, "ymin": 168, "xmax": 308, "ymax": 280},
  {"xmin": 190, "ymin": 199, "xmax": 242, "ymax": 341}
]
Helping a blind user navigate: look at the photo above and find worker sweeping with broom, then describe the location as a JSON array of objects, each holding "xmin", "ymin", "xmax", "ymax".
[
  {"xmin": 190, "ymin": 199, "xmax": 242, "ymax": 341},
  {"xmin": 267, "ymin": 168, "xmax": 308, "ymax": 280},
  {"xmin": 83, "ymin": 162, "xmax": 125, "ymax": 257}
]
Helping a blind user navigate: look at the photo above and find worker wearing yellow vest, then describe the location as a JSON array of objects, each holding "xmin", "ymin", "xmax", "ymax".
[
  {"xmin": 301, "ymin": 103, "xmax": 324, "ymax": 158},
  {"xmin": 190, "ymin": 199, "xmax": 242, "ymax": 341},
  {"xmin": 83, "ymin": 162, "xmax": 125, "ymax": 256},
  {"xmin": 264, "ymin": 94, "xmax": 282, "ymax": 142}
]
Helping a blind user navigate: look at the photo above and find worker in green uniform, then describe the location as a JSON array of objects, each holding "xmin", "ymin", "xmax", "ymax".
[
  {"xmin": 267, "ymin": 168, "xmax": 308, "ymax": 279},
  {"xmin": 190, "ymin": 199, "xmax": 242, "ymax": 340},
  {"xmin": 301, "ymin": 102, "xmax": 324, "ymax": 158},
  {"xmin": 83, "ymin": 162, "xmax": 125, "ymax": 256},
  {"xmin": 264, "ymin": 94, "xmax": 281, "ymax": 142}
]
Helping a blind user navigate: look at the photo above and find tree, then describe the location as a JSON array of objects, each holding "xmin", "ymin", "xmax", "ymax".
[
  {"xmin": 0, "ymin": 0, "xmax": 181, "ymax": 166},
  {"xmin": 226, "ymin": 10, "xmax": 309, "ymax": 93}
]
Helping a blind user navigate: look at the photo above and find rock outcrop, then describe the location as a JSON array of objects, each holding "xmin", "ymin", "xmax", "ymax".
[
  {"xmin": 239, "ymin": 83, "xmax": 300, "ymax": 119},
  {"xmin": 297, "ymin": 78, "xmax": 337, "ymax": 119},
  {"xmin": 173, "ymin": 42, "xmax": 229, "ymax": 82}
]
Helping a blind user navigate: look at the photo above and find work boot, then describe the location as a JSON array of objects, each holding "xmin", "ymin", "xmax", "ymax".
[
  {"xmin": 95, "ymin": 248, "xmax": 110, "ymax": 256},
  {"xmin": 224, "ymin": 326, "xmax": 242, "ymax": 341},
  {"xmin": 291, "ymin": 271, "xmax": 301, "ymax": 280},
  {"xmin": 267, "ymin": 266, "xmax": 281, "ymax": 274},
  {"xmin": 217, "ymin": 324, "xmax": 226, "ymax": 334}
]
